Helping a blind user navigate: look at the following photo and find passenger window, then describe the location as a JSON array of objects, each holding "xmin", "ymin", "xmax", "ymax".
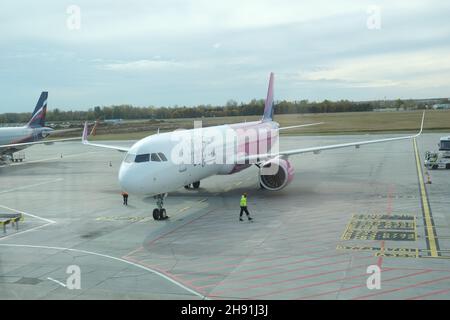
[
  {"xmin": 135, "ymin": 154, "xmax": 150, "ymax": 163},
  {"xmin": 158, "ymin": 153, "xmax": 167, "ymax": 161},
  {"xmin": 151, "ymin": 153, "xmax": 161, "ymax": 162}
]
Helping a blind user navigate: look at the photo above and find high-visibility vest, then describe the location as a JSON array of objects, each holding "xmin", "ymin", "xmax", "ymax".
[{"xmin": 240, "ymin": 196, "xmax": 247, "ymax": 207}]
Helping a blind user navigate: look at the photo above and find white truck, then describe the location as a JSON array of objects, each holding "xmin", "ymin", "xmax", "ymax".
[
  {"xmin": 424, "ymin": 136, "xmax": 450, "ymax": 170},
  {"xmin": 12, "ymin": 152, "xmax": 25, "ymax": 163}
]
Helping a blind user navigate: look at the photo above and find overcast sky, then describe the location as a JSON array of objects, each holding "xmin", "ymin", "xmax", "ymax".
[{"xmin": 1, "ymin": 0, "xmax": 450, "ymax": 112}]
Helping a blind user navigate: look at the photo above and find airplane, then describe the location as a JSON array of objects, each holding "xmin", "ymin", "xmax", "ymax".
[
  {"xmin": 81, "ymin": 73, "xmax": 425, "ymax": 221},
  {"xmin": 0, "ymin": 91, "xmax": 80, "ymax": 163}
]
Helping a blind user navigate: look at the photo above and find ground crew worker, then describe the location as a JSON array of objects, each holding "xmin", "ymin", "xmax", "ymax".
[
  {"xmin": 239, "ymin": 193, "xmax": 252, "ymax": 221},
  {"xmin": 121, "ymin": 191, "xmax": 129, "ymax": 206}
]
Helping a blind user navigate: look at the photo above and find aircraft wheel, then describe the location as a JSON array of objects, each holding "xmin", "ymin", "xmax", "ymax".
[
  {"xmin": 160, "ymin": 209, "xmax": 167, "ymax": 220},
  {"xmin": 192, "ymin": 181, "xmax": 200, "ymax": 189},
  {"xmin": 153, "ymin": 209, "xmax": 160, "ymax": 220},
  {"xmin": 184, "ymin": 185, "xmax": 191, "ymax": 189}
]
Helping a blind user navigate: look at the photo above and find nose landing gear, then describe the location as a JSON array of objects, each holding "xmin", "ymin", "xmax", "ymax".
[
  {"xmin": 153, "ymin": 193, "xmax": 169, "ymax": 221},
  {"xmin": 184, "ymin": 181, "xmax": 201, "ymax": 189}
]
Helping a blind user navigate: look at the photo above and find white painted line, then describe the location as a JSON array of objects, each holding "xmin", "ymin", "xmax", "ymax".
[
  {"xmin": 0, "ymin": 222, "xmax": 53, "ymax": 241},
  {"xmin": 0, "ymin": 151, "xmax": 101, "ymax": 168},
  {"xmin": 0, "ymin": 243, "xmax": 206, "ymax": 299},
  {"xmin": 0, "ymin": 204, "xmax": 56, "ymax": 224},
  {"xmin": 47, "ymin": 277, "xmax": 66, "ymax": 288},
  {"xmin": 0, "ymin": 179, "xmax": 63, "ymax": 196}
]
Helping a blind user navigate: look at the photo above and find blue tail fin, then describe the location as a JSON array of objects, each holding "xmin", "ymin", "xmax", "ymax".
[
  {"xmin": 262, "ymin": 72, "xmax": 274, "ymax": 122},
  {"xmin": 27, "ymin": 91, "xmax": 48, "ymax": 128}
]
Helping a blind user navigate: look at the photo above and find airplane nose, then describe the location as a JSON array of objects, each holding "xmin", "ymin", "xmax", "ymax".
[{"xmin": 118, "ymin": 163, "xmax": 133, "ymax": 193}]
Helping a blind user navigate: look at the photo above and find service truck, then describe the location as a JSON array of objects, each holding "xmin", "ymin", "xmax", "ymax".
[{"xmin": 424, "ymin": 136, "xmax": 450, "ymax": 169}]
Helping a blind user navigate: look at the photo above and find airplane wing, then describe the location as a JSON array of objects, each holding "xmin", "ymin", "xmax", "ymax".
[
  {"xmin": 278, "ymin": 122, "xmax": 324, "ymax": 131},
  {"xmin": 81, "ymin": 122, "xmax": 130, "ymax": 153},
  {"xmin": 243, "ymin": 112, "xmax": 425, "ymax": 163},
  {"xmin": 0, "ymin": 137, "xmax": 80, "ymax": 149}
]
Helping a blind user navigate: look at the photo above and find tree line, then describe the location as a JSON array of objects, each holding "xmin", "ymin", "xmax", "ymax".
[{"xmin": 0, "ymin": 98, "xmax": 429, "ymax": 124}]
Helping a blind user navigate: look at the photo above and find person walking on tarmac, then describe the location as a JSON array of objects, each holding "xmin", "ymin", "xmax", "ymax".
[
  {"xmin": 121, "ymin": 191, "xmax": 129, "ymax": 206},
  {"xmin": 239, "ymin": 193, "xmax": 253, "ymax": 222}
]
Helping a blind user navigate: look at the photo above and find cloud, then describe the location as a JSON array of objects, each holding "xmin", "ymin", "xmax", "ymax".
[
  {"xmin": 1, "ymin": 0, "xmax": 450, "ymax": 110},
  {"xmin": 101, "ymin": 59, "xmax": 184, "ymax": 71},
  {"xmin": 297, "ymin": 49, "xmax": 450, "ymax": 89}
]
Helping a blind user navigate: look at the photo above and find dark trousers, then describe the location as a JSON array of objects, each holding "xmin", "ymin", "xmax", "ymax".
[
  {"xmin": 123, "ymin": 196, "xmax": 128, "ymax": 205},
  {"xmin": 240, "ymin": 206, "xmax": 250, "ymax": 217}
]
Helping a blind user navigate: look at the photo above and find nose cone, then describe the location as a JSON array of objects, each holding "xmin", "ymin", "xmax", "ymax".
[
  {"xmin": 118, "ymin": 163, "xmax": 134, "ymax": 193},
  {"xmin": 118, "ymin": 162, "xmax": 153, "ymax": 194}
]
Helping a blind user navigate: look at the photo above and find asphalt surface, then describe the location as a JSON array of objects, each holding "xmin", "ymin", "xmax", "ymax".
[{"xmin": 0, "ymin": 133, "xmax": 449, "ymax": 300}]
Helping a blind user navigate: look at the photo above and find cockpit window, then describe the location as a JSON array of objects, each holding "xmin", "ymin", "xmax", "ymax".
[
  {"xmin": 440, "ymin": 140, "xmax": 450, "ymax": 150},
  {"xmin": 135, "ymin": 154, "xmax": 150, "ymax": 163},
  {"xmin": 151, "ymin": 153, "xmax": 161, "ymax": 162},
  {"xmin": 158, "ymin": 153, "xmax": 168, "ymax": 161},
  {"xmin": 124, "ymin": 153, "xmax": 135, "ymax": 163}
]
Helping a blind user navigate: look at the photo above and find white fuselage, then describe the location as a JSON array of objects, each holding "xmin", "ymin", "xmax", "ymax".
[
  {"xmin": 0, "ymin": 127, "xmax": 33, "ymax": 146},
  {"xmin": 118, "ymin": 121, "xmax": 279, "ymax": 195},
  {"xmin": 0, "ymin": 126, "xmax": 53, "ymax": 156}
]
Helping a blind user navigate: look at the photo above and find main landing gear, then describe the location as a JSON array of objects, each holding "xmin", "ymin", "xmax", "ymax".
[{"xmin": 153, "ymin": 193, "xmax": 168, "ymax": 221}]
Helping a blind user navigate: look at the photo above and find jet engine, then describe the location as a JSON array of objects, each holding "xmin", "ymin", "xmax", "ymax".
[{"xmin": 259, "ymin": 157, "xmax": 295, "ymax": 191}]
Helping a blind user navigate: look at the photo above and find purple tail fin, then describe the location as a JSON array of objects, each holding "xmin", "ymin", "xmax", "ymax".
[
  {"xmin": 27, "ymin": 91, "xmax": 48, "ymax": 128},
  {"xmin": 262, "ymin": 72, "xmax": 274, "ymax": 122}
]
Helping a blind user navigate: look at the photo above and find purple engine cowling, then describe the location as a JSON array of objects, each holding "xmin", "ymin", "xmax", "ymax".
[{"xmin": 259, "ymin": 157, "xmax": 295, "ymax": 191}]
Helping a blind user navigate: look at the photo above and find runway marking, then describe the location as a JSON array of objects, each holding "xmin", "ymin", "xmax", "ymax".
[
  {"xmin": 0, "ymin": 243, "xmax": 206, "ymax": 299},
  {"xmin": 353, "ymin": 274, "xmax": 450, "ymax": 300},
  {"xmin": 413, "ymin": 138, "xmax": 440, "ymax": 257},
  {"xmin": 406, "ymin": 288, "xmax": 450, "ymax": 300},
  {"xmin": 235, "ymin": 181, "xmax": 243, "ymax": 186},
  {"xmin": 299, "ymin": 269, "xmax": 432, "ymax": 300},
  {"xmin": 0, "ymin": 222, "xmax": 54, "ymax": 241},
  {"xmin": 0, "ymin": 179, "xmax": 63, "ymax": 196},
  {"xmin": 336, "ymin": 245, "xmax": 450, "ymax": 259},
  {"xmin": 0, "ymin": 204, "xmax": 56, "ymax": 224},
  {"xmin": 47, "ymin": 277, "xmax": 66, "ymax": 288},
  {"xmin": 341, "ymin": 214, "xmax": 417, "ymax": 242},
  {"xmin": 0, "ymin": 151, "xmax": 101, "ymax": 168},
  {"xmin": 0, "ymin": 205, "xmax": 56, "ymax": 241}
]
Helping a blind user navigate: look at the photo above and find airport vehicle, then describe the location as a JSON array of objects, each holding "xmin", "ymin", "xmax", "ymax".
[
  {"xmin": 424, "ymin": 136, "xmax": 450, "ymax": 169},
  {"xmin": 0, "ymin": 92, "xmax": 80, "ymax": 163},
  {"xmin": 12, "ymin": 152, "xmax": 25, "ymax": 163},
  {"xmin": 82, "ymin": 73, "xmax": 425, "ymax": 220}
]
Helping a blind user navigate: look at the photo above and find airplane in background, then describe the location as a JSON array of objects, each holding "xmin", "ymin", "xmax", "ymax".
[
  {"xmin": 0, "ymin": 92, "xmax": 80, "ymax": 163},
  {"xmin": 82, "ymin": 73, "xmax": 424, "ymax": 221}
]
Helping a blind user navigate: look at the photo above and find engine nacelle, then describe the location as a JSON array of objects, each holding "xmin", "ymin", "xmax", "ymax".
[{"xmin": 259, "ymin": 157, "xmax": 295, "ymax": 191}]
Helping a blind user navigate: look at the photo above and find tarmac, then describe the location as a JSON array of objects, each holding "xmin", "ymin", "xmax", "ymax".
[{"xmin": 0, "ymin": 133, "xmax": 449, "ymax": 300}]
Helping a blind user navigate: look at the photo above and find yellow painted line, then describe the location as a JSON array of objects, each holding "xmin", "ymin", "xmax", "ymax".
[
  {"xmin": 340, "ymin": 214, "xmax": 355, "ymax": 240},
  {"xmin": 198, "ymin": 198, "xmax": 207, "ymax": 203},
  {"xmin": 235, "ymin": 181, "xmax": 243, "ymax": 186},
  {"xmin": 414, "ymin": 216, "xmax": 418, "ymax": 246},
  {"xmin": 413, "ymin": 138, "xmax": 439, "ymax": 257}
]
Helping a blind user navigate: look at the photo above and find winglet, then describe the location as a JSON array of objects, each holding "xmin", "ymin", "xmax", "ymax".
[
  {"xmin": 415, "ymin": 111, "xmax": 425, "ymax": 137},
  {"xmin": 82, "ymin": 121, "xmax": 89, "ymax": 144}
]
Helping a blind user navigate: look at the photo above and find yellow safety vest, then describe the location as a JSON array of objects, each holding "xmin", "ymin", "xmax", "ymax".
[{"xmin": 240, "ymin": 196, "xmax": 247, "ymax": 207}]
